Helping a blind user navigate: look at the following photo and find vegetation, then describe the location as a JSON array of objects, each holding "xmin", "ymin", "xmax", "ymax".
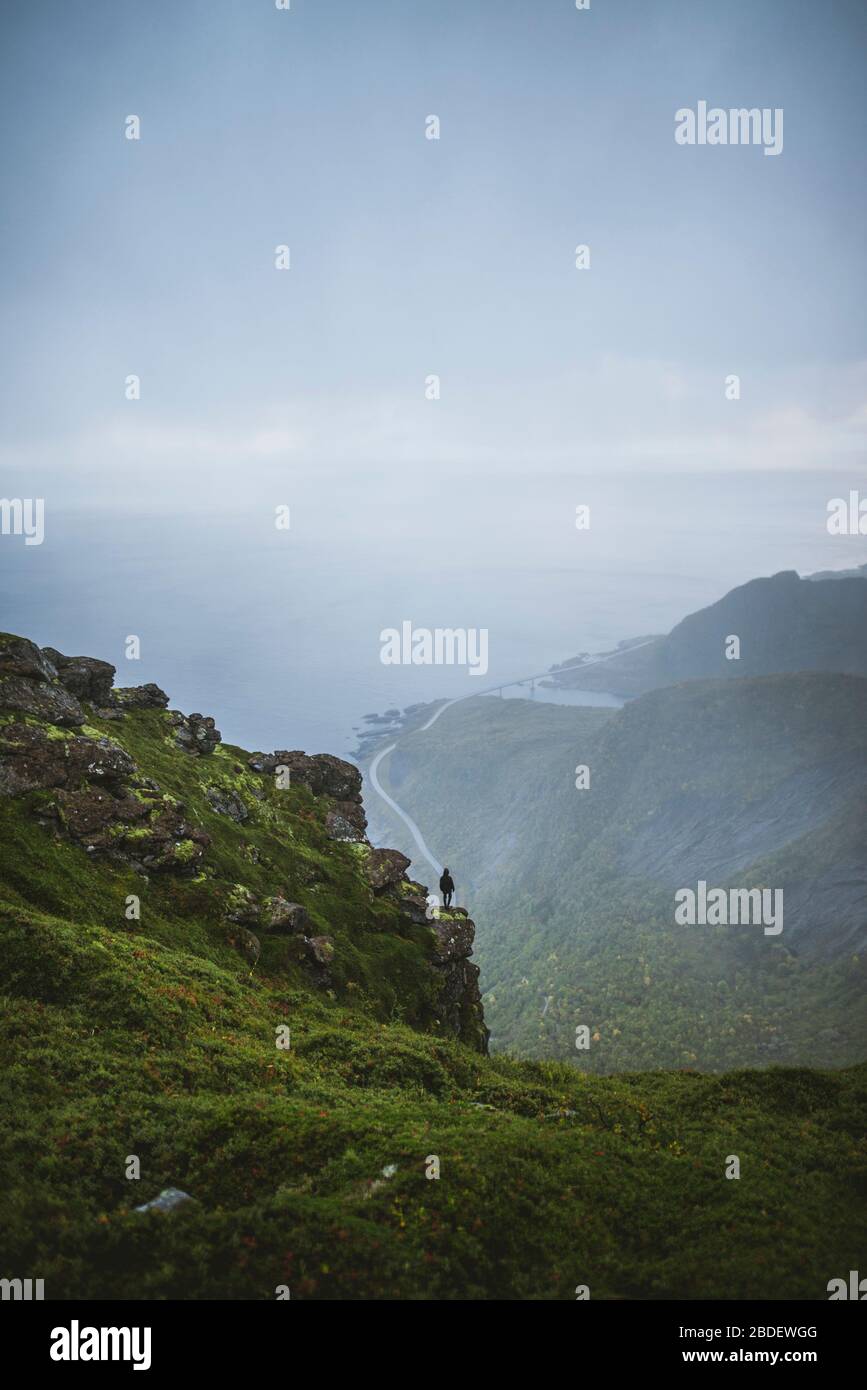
[
  {"xmin": 2, "ymin": 657, "xmax": 865, "ymax": 1298},
  {"xmin": 368, "ymin": 676, "xmax": 867, "ymax": 1070}
]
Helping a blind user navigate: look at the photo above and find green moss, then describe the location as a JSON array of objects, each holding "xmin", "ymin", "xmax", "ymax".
[
  {"xmin": 0, "ymin": 713, "xmax": 73, "ymax": 740},
  {"xmin": 0, "ymin": 696, "xmax": 864, "ymax": 1299}
]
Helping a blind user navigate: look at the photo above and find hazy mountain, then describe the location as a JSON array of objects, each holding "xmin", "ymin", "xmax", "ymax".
[{"xmin": 548, "ymin": 568, "xmax": 867, "ymax": 696}]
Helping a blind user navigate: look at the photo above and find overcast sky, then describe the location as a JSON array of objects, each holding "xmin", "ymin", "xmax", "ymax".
[{"xmin": 1, "ymin": 0, "xmax": 865, "ymax": 511}]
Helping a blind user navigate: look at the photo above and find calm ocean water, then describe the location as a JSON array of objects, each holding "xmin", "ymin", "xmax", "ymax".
[{"xmin": 1, "ymin": 470, "xmax": 863, "ymax": 758}]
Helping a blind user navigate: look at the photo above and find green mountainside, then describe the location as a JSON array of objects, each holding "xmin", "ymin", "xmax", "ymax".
[
  {"xmin": 1, "ymin": 632, "xmax": 866, "ymax": 1300},
  {"xmin": 366, "ymin": 675, "xmax": 867, "ymax": 1071}
]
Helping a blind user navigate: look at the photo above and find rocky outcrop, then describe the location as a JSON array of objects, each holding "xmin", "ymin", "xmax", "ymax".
[
  {"xmin": 114, "ymin": 683, "xmax": 170, "ymax": 710},
  {"xmin": 365, "ymin": 847, "xmax": 411, "ymax": 893},
  {"xmin": 308, "ymin": 934, "xmax": 335, "ymax": 966},
  {"xmin": 262, "ymin": 895, "xmax": 309, "ymax": 934},
  {"xmin": 0, "ymin": 635, "xmax": 85, "ymax": 726},
  {"xmin": 427, "ymin": 908, "xmax": 489, "ymax": 1054},
  {"xmin": 225, "ymin": 884, "xmax": 309, "ymax": 936},
  {"xmin": 389, "ymin": 877, "xmax": 488, "ymax": 1053},
  {"xmin": 222, "ymin": 883, "xmax": 329, "ymax": 972},
  {"xmin": 0, "ymin": 634, "xmax": 210, "ymax": 875},
  {"xmin": 325, "ymin": 800, "xmax": 367, "ymax": 842},
  {"xmin": 42, "ymin": 648, "xmax": 115, "ymax": 707},
  {"xmin": 0, "ymin": 631, "xmax": 490, "ymax": 1051},
  {"xmin": 53, "ymin": 787, "xmax": 209, "ymax": 872},
  {"xmin": 248, "ymin": 749, "xmax": 362, "ymax": 802},
  {"xmin": 0, "ymin": 722, "xmax": 136, "ymax": 797},
  {"xmin": 171, "ymin": 710, "xmax": 221, "ymax": 755},
  {"xmin": 246, "ymin": 746, "xmax": 369, "ymax": 840}
]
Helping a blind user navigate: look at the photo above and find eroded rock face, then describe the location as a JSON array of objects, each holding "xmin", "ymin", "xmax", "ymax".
[
  {"xmin": 0, "ymin": 636, "xmax": 86, "ymax": 726},
  {"xmin": 437, "ymin": 956, "xmax": 488, "ymax": 1053},
  {"xmin": 0, "ymin": 674, "xmax": 84, "ymax": 727},
  {"xmin": 51, "ymin": 787, "xmax": 209, "ymax": 873},
  {"xmin": 248, "ymin": 750, "xmax": 362, "ymax": 803},
  {"xmin": 388, "ymin": 888, "xmax": 490, "ymax": 1054},
  {"xmin": 0, "ymin": 723, "xmax": 136, "ymax": 796},
  {"xmin": 325, "ymin": 801, "xmax": 368, "ymax": 842},
  {"xmin": 114, "ymin": 683, "xmax": 170, "ymax": 710},
  {"xmin": 42, "ymin": 649, "xmax": 116, "ymax": 707},
  {"xmin": 427, "ymin": 912, "xmax": 488, "ymax": 1054},
  {"xmin": 0, "ymin": 637, "xmax": 210, "ymax": 875},
  {"xmin": 429, "ymin": 914, "xmax": 476, "ymax": 963}
]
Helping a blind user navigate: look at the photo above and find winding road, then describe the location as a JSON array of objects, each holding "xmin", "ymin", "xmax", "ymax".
[{"xmin": 365, "ymin": 640, "xmax": 657, "ymax": 878}]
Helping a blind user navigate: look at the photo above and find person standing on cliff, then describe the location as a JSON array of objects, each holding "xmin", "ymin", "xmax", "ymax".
[{"xmin": 439, "ymin": 867, "xmax": 455, "ymax": 909}]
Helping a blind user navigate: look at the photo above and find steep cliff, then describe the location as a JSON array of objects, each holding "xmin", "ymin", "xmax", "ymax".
[{"xmin": 0, "ymin": 632, "xmax": 488, "ymax": 1053}]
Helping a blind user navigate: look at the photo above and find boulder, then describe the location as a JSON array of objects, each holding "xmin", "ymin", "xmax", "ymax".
[
  {"xmin": 225, "ymin": 924, "xmax": 261, "ymax": 966},
  {"xmin": 114, "ymin": 683, "xmax": 170, "ymax": 710},
  {"xmin": 307, "ymin": 934, "xmax": 335, "ymax": 966},
  {"xmin": 205, "ymin": 785, "xmax": 249, "ymax": 822},
  {"xmin": 0, "ymin": 634, "xmax": 57, "ymax": 682},
  {"xmin": 171, "ymin": 711, "xmax": 221, "ymax": 755},
  {"xmin": 225, "ymin": 884, "xmax": 261, "ymax": 925},
  {"xmin": 429, "ymin": 915, "xmax": 476, "ymax": 963},
  {"xmin": 261, "ymin": 895, "xmax": 309, "ymax": 934},
  {"xmin": 42, "ymin": 648, "xmax": 115, "ymax": 706},
  {"xmin": 365, "ymin": 847, "xmax": 411, "ymax": 893}
]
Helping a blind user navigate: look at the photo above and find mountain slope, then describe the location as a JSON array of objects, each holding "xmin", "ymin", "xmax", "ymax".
[
  {"xmin": 366, "ymin": 674, "xmax": 867, "ymax": 1070},
  {"xmin": 2, "ymin": 632, "xmax": 866, "ymax": 1300},
  {"xmin": 549, "ymin": 568, "xmax": 867, "ymax": 696}
]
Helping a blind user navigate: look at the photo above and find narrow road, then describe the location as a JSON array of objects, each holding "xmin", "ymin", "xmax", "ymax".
[
  {"xmin": 368, "ymin": 739, "xmax": 444, "ymax": 875},
  {"xmin": 365, "ymin": 640, "xmax": 657, "ymax": 877}
]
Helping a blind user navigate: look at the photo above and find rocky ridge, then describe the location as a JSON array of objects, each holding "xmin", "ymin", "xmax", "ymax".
[{"xmin": 0, "ymin": 632, "xmax": 488, "ymax": 1052}]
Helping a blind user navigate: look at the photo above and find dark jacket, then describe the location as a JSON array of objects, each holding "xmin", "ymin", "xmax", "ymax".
[{"xmin": 439, "ymin": 872, "xmax": 455, "ymax": 894}]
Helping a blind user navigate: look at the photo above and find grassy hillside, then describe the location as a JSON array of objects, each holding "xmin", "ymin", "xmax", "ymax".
[
  {"xmin": 2, "ymin": 635, "xmax": 866, "ymax": 1299},
  {"xmin": 366, "ymin": 676, "xmax": 867, "ymax": 1071}
]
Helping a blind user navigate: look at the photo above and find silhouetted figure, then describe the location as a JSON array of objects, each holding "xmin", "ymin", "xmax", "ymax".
[{"xmin": 439, "ymin": 868, "xmax": 455, "ymax": 909}]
